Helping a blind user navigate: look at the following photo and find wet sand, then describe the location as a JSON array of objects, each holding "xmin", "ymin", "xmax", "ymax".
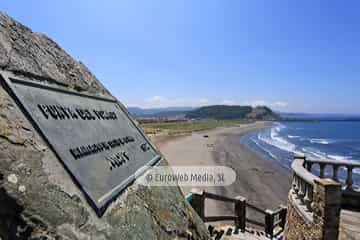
[{"xmin": 151, "ymin": 122, "xmax": 292, "ymax": 219}]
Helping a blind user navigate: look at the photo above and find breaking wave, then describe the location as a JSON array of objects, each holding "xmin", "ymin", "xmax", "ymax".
[
  {"xmin": 257, "ymin": 123, "xmax": 299, "ymax": 154},
  {"xmin": 288, "ymin": 135, "xmax": 300, "ymax": 139},
  {"xmin": 251, "ymin": 137, "xmax": 278, "ymax": 160},
  {"xmin": 255, "ymin": 123, "xmax": 354, "ymax": 162},
  {"xmin": 242, "ymin": 121, "xmax": 360, "ymax": 184},
  {"xmin": 328, "ymin": 155, "xmax": 352, "ymax": 161},
  {"xmin": 309, "ymin": 138, "xmax": 334, "ymax": 145}
]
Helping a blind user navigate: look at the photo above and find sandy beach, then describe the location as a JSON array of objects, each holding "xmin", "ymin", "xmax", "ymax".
[{"xmin": 151, "ymin": 121, "xmax": 292, "ymax": 219}]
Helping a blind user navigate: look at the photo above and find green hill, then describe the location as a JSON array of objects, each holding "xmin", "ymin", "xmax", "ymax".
[{"xmin": 185, "ymin": 105, "xmax": 280, "ymax": 120}]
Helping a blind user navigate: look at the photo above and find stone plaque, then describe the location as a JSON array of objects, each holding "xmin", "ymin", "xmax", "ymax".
[{"xmin": 0, "ymin": 72, "xmax": 161, "ymax": 215}]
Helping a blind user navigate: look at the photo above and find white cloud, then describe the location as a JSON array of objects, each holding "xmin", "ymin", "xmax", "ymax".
[
  {"xmin": 244, "ymin": 100, "xmax": 267, "ymax": 107},
  {"xmin": 199, "ymin": 98, "xmax": 210, "ymax": 105},
  {"xmin": 146, "ymin": 96, "xmax": 167, "ymax": 105},
  {"xmin": 221, "ymin": 99, "xmax": 237, "ymax": 105},
  {"xmin": 135, "ymin": 96, "xmax": 212, "ymax": 108},
  {"xmin": 273, "ymin": 101, "xmax": 288, "ymax": 108},
  {"xmin": 243, "ymin": 100, "xmax": 289, "ymax": 109}
]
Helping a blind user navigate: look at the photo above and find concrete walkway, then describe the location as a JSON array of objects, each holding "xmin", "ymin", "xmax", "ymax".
[{"xmin": 339, "ymin": 210, "xmax": 360, "ymax": 240}]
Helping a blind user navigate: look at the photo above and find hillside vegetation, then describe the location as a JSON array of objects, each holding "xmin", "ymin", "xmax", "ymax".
[{"xmin": 186, "ymin": 105, "xmax": 280, "ymax": 120}]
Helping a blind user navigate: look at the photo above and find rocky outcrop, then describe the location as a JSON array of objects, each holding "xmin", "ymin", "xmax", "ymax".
[
  {"xmin": 245, "ymin": 107, "xmax": 280, "ymax": 121},
  {"xmin": 0, "ymin": 12, "xmax": 208, "ymax": 240},
  {"xmin": 185, "ymin": 105, "xmax": 280, "ymax": 121}
]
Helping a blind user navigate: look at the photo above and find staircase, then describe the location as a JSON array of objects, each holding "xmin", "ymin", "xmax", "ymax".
[
  {"xmin": 206, "ymin": 225, "xmax": 284, "ymax": 240},
  {"xmin": 186, "ymin": 190, "xmax": 286, "ymax": 240}
]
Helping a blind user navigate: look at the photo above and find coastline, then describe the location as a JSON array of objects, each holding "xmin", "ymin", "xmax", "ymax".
[{"xmin": 151, "ymin": 121, "xmax": 292, "ymax": 219}]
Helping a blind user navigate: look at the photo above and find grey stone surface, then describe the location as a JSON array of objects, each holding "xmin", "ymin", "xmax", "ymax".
[
  {"xmin": 0, "ymin": 13, "xmax": 109, "ymax": 96},
  {"xmin": 0, "ymin": 12, "xmax": 209, "ymax": 240}
]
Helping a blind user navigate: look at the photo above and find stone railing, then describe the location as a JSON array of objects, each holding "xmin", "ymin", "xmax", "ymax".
[
  {"xmin": 187, "ymin": 189, "xmax": 287, "ymax": 239},
  {"xmin": 304, "ymin": 157, "xmax": 360, "ymax": 208},
  {"xmin": 292, "ymin": 155, "xmax": 360, "ymax": 212},
  {"xmin": 286, "ymin": 155, "xmax": 360, "ymax": 240},
  {"xmin": 291, "ymin": 156, "xmax": 320, "ymax": 217}
]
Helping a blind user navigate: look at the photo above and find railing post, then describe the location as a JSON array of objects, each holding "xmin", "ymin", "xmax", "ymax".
[
  {"xmin": 279, "ymin": 205, "xmax": 287, "ymax": 229},
  {"xmin": 304, "ymin": 183, "xmax": 313, "ymax": 212},
  {"xmin": 293, "ymin": 174, "xmax": 299, "ymax": 194},
  {"xmin": 306, "ymin": 161, "xmax": 313, "ymax": 172},
  {"xmin": 303, "ymin": 182, "xmax": 309, "ymax": 207},
  {"xmin": 319, "ymin": 163, "xmax": 326, "ymax": 178},
  {"xmin": 235, "ymin": 196, "xmax": 246, "ymax": 233},
  {"xmin": 332, "ymin": 165, "xmax": 339, "ymax": 181},
  {"xmin": 190, "ymin": 189, "xmax": 205, "ymax": 219},
  {"xmin": 265, "ymin": 210, "xmax": 274, "ymax": 239},
  {"xmin": 298, "ymin": 179, "xmax": 305, "ymax": 203},
  {"xmin": 345, "ymin": 166, "xmax": 354, "ymax": 191},
  {"xmin": 313, "ymin": 179, "xmax": 342, "ymax": 240}
]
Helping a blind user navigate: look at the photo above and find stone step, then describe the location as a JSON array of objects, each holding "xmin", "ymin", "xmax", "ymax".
[{"xmin": 207, "ymin": 225, "xmax": 284, "ymax": 240}]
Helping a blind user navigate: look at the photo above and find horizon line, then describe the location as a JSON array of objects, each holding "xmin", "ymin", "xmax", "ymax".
[{"xmin": 125, "ymin": 105, "xmax": 360, "ymax": 115}]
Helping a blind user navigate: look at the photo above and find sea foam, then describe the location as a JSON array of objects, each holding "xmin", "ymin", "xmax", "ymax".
[
  {"xmin": 309, "ymin": 138, "xmax": 334, "ymax": 145},
  {"xmin": 301, "ymin": 147, "xmax": 327, "ymax": 159},
  {"xmin": 328, "ymin": 155, "xmax": 352, "ymax": 161},
  {"xmin": 251, "ymin": 136, "xmax": 278, "ymax": 160},
  {"xmin": 257, "ymin": 123, "xmax": 298, "ymax": 154},
  {"xmin": 288, "ymin": 135, "xmax": 300, "ymax": 139}
]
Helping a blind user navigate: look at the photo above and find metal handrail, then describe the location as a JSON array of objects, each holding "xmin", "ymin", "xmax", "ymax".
[
  {"xmin": 246, "ymin": 202, "xmax": 268, "ymax": 215},
  {"xmin": 186, "ymin": 190, "xmax": 287, "ymax": 238},
  {"xmin": 203, "ymin": 191, "xmax": 238, "ymax": 203}
]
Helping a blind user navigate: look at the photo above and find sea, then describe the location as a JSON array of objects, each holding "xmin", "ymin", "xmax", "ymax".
[{"xmin": 240, "ymin": 121, "xmax": 360, "ymax": 185}]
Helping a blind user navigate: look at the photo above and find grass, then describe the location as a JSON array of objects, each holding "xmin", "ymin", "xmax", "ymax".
[{"xmin": 140, "ymin": 119, "xmax": 253, "ymax": 135}]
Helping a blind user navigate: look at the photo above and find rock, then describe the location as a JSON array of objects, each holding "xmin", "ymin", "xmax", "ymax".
[
  {"xmin": 18, "ymin": 185, "xmax": 26, "ymax": 193},
  {"xmin": 0, "ymin": 12, "xmax": 208, "ymax": 240},
  {"xmin": 7, "ymin": 174, "xmax": 18, "ymax": 184},
  {"xmin": 0, "ymin": 13, "xmax": 109, "ymax": 96}
]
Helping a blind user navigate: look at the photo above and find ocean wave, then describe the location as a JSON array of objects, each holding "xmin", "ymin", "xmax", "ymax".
[
  {"xmin": 327, "ymin": 155, "xmax": 352, "ymax": 161},
  {"xmin": 301, "ymin": 147, "xmax": 327, "ymax": 159},
  {"xmin": 309, "ymin": 138, "xmax": 334, "ymax": 145},
  {"xmin": 251, "ymin": 137, "xmax": 278, "ymax": 160},
  {"xmin": 288, "ymin": 135, "xmax": 300, "ymax": 139},
  {"xmin": 300, "ymin": 147, "xmax": 353, "ymax": 161},
  {"xmin": 255, "ymin": 123, "xmax": 360, "ymax": 168},
  {"xmin": 257, "ymin": 125, "xmax": 297, "ymax": 154}
]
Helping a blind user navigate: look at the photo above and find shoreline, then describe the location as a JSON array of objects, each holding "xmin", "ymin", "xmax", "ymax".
[{"xmin": 151, "ymin": 121, "xmax": 292, "ymax": 219}]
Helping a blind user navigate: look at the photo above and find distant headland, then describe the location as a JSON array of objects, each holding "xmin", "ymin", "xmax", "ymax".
[
  {"xmin": 129, "ymin": 105, "xmax": 280, "ymax": 121},
  {"xmin": 129, "ymin": 106, "xmax": 360, "ymax": 122}
]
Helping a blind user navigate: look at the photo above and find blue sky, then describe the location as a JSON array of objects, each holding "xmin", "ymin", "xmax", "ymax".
[{"xmin": 2, "ymin": 1, "xmax": 360, "ymax": 113}]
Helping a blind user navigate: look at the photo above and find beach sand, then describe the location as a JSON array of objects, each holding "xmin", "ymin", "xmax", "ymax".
[{"xmin": 151, "ymin": 121, "xmax": 292, "ymax": 222}]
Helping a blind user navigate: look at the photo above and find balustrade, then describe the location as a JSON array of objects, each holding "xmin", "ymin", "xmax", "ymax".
[{"xmin": 292, "ymin": 155, "xmax": 359, "ymax": 214}]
